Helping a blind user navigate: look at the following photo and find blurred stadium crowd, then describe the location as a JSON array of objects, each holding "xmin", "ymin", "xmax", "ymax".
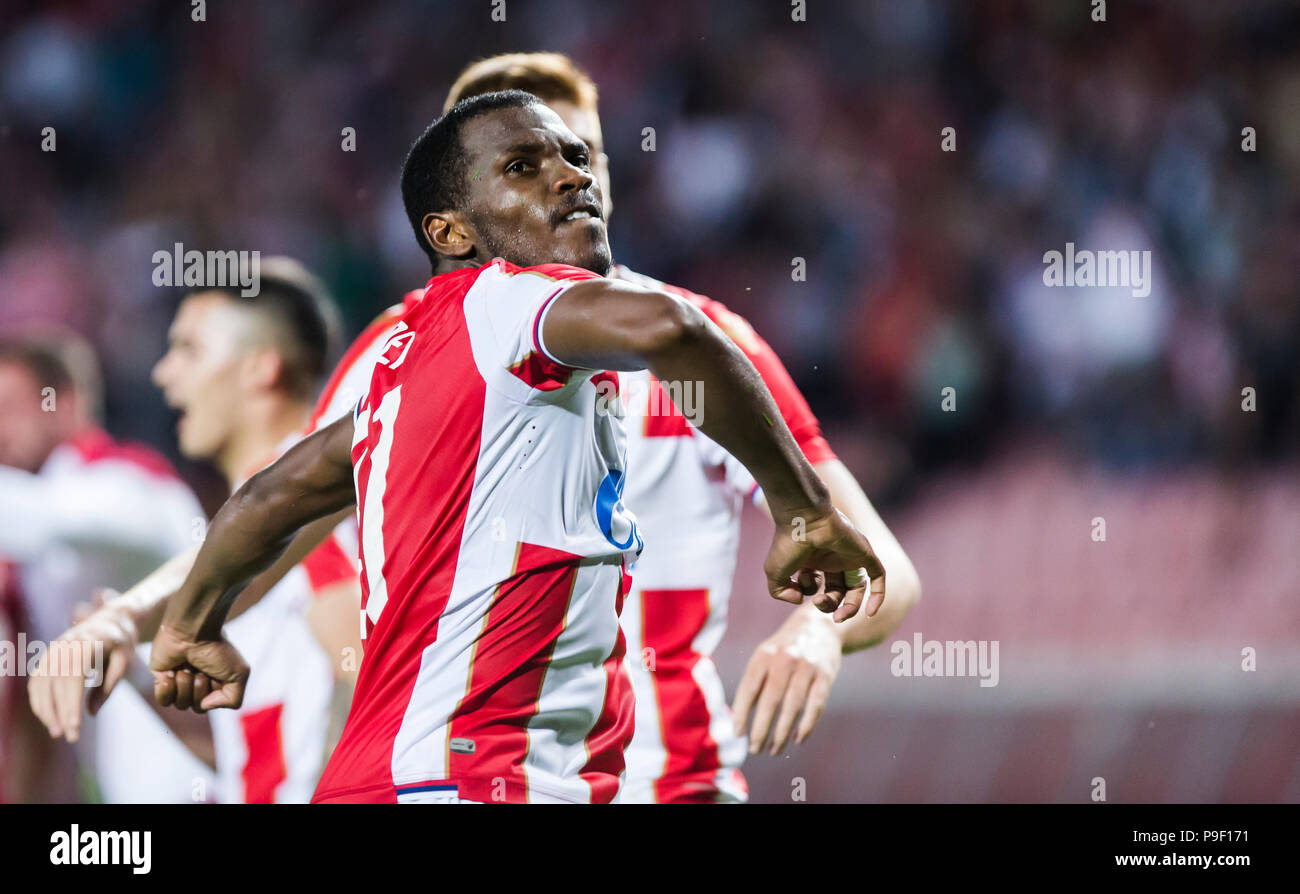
[
  {"xmin": 1, "ymin": 0, "xmax": 1298, "ymax": 801},
  {"xmin": 1, "ymin": 0, "xmax": 1296, "ymax": 502}
]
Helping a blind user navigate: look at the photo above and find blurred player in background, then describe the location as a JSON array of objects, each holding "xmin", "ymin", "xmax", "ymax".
[
  {"xmin": 439, "ymin": 54, "xmax": 923, "ymax": 802},
  {"xmin": 0, "ymin": 333, "xmax": 213, "ymax": 802},
  {"xmin": 147, "ymin": 91, "xmax": 884, "ymax": 804},
  {"xmin": 27, "ymin": 260, "xmax": 363, "ymax": 802}
]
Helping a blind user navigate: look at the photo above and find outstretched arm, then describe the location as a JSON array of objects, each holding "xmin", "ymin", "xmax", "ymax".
[
  {"xmin": 544, "ymin": 279, "xmax": 885, "ymax": 620},
  {"xmin": 150, "ymin": 416, "xmax": 357, "ymax": 711}
]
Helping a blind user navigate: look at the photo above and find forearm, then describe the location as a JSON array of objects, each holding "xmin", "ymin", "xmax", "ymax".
[
  {"xmin": 640, "ymin": 312, "xmax": 830, "ymax": 517},
  {"xmin": 166, "ymin": 475, "xmax": 321, "ymax": 638},
  {"xmin": 163, "ymin": 419, "xmax": 356, "ymax": 640},
  {"xmin": 104, "ymin": 546, "xmax": 201, "ymax": 644}
]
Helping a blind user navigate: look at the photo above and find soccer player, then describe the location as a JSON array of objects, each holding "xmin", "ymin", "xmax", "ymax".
[
  {"xmin": 147, "ymin": 90, "xmax": 886, "ymax": 804},
  {"xmin": 26, "ymin": 262, "xmax": 363, "ymax": 802},
  {"xmin": 0, "ymin": 333, "xmax": 214, "ymax": 802},
  {"xmin": 438, "ymin": 54, "xmax": 922, "ymax": 801}
]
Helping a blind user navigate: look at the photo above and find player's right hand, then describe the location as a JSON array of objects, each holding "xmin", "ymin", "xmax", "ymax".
[
  {"xmin": 763, "ymin": 505, "xmax": 886, "ymax": 622},
  {"xmin": 150, "ymin": 623, "xmax": 249, "ymax": 712},
  {"xmin": 27, "ymin": 589, "xmax": 137, "ymax": 743}
]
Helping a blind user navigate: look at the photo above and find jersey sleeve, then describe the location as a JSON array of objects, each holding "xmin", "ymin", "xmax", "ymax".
[
  {"xmin": 463, "ymin": 260, "xmax": 604, "ymax": 403},
  {"xmin": 689, "ymin": 294, "xmax": 837, "ymax": 466}
]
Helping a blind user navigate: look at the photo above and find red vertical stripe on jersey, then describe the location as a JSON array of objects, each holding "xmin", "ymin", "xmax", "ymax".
[
  {"xmin": 447, "ymin": 542, "xmax": 581, "ymax": 802},
  {"xmin": 640, "ymin": 588, "xmax": 721, "ymax": 803},
  {"xmin": 312, "ymin": 273, "xmax": 486, "ymax": 805},
  {"xmin": 239, "ymin": 703, "xmax": 287, "ymax": 803}
]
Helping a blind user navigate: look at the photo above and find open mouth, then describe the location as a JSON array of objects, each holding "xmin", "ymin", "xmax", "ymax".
[{"xmin": 556, "ymin": 201, "xmax": 602, "ymax": 226}]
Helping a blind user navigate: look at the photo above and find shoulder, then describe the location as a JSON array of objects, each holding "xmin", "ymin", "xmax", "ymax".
[
  {"xmin": 63, "ymin": 428, "xmax": 182, "ymax": 483},
  {"xmin": 470, "ymin": 259, "xmax": 604, "ymax": 297}
]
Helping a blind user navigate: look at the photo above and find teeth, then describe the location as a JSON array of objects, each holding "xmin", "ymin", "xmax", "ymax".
[{"xmin": 565, "ymin": 210, "xmax": 593, "ymax": 221}]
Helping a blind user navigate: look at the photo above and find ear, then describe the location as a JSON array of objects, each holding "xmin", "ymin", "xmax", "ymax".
[
  {"xmin": 423, "ymin": 211, "xmax": 476, "ymax": 260},
  {"xmin": 245, "ymin": 347, "xmax": 285, "ymax": 394}
]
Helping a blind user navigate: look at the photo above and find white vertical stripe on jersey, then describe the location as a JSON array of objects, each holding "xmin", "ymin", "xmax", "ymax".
[{"xmin": 356, "ymin": 385, "xmax": 401, "ymax": 626}]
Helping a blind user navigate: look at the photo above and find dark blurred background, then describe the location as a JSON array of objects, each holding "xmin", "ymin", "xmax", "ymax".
[{"xmin": 1, "ymin": 0, "xmax": 1297, "ymax": 801}]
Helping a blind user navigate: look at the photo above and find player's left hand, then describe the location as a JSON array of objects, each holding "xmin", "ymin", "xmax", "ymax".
[
  {"xmin": 149, "ymin": 624, "xmax": 248, "ymax": 713},
  {"xmin": 731, "ymin": 611, "xmax": 842, "ymax": 755}
]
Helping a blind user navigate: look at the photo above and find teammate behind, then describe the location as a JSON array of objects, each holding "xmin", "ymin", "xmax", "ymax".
[{"xmin": 148, "ymin": 91, "xmax": 885, "ymax": 804}]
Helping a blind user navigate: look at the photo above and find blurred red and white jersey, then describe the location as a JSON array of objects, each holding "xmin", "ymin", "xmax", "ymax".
[
  {"xmin": 611, "ymin": 265, "xmax": 837, "ymax": 803},
  {"xmin": 209, "ymin": 438, "xmax": 358, "ymax": 804},
  {"xmin": 0, "ymin": 428, "xmax": 215, "ymax": 802},
  {"xmin": 313, "ymin": 259, "xmax": 638, "ymax": 804}
]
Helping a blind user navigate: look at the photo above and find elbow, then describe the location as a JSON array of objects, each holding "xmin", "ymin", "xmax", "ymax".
[{"xmin": 629, "ymin": 291, "xmax": 709, "ymax": 358}]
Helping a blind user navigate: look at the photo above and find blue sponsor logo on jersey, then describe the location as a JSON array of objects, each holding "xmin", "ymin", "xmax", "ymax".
[{"xmin": 594, "ymin": 469, "xmax": 643, "ymax": 555}]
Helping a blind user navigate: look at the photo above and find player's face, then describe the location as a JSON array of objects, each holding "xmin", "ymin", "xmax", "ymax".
[
  {"xmin": 152, "ymin": 292, "xmax": 256, "ymax": 461},
  {"xmin": 0, "ymin": 361, "xmax": 63, "ymax": 473},
  {"xmin": 547, "ymin": 99, "xmax": 612, "ymax": 222},
  {"xmin": 459, "ymin": 103, "xmax": 611, "ymax": 275}
]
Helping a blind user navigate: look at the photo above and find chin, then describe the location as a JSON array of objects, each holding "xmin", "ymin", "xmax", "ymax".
[{"xmin": 569, "ymin": 243, "xmax": 612, "ymax": 276}]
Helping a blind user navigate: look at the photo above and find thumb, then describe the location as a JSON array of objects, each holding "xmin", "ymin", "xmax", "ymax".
[{"xmin": 200, "ymin": 681, "xmax": 245, "ymax": 712}]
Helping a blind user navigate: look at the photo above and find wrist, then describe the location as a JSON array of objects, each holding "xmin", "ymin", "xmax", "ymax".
[{"xmin": 794, "ymin": 601, "xmax": 850, "ymax": 649}]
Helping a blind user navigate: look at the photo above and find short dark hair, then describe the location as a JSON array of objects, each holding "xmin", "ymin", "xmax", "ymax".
[
  {"xmin": 400, "ymin": 89, "xmax": 543, "ymax": 267},
  {"xmin": 0, "ymin": 330, "xmax": 103, "ymax": 421},
  {"xmin": 190, "ymin": 256, "xmax": 341, "ymax": 401}
]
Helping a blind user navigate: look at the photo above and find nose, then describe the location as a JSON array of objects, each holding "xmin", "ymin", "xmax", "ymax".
[
  {"xmin": 552, "ymin": 158, "xmax": 593, "ymax": 195},
  {"xmin": 151, "ymin": 352, "xmax": 170, "ymax": 390}
]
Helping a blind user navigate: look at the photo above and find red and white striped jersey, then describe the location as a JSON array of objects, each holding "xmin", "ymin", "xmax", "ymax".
[
  {"xmin": 313, "ymin": 259, "xmax": 639, "ymax": 804},
  {"xmin": 611, "ymin": 266, "xmax": 837, "ymax": 803}
]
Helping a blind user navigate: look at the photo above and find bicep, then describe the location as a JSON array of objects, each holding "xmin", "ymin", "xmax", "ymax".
[{"xmin": 540, "ymin": 279, "xmax": 702, "ymax": 371}]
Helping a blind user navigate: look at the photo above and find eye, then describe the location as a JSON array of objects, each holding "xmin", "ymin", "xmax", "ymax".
[{"xmin": 506, "ymin": 159, "xmax": 532, "ymax": 174}]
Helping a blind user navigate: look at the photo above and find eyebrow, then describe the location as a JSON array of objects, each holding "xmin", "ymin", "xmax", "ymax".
[{"xmin": 499, "ymin": 139, "xmax": 547, "ymax": 158}]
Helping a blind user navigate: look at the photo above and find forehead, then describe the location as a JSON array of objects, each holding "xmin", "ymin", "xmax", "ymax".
[
  {"xmin": 461, "ymin": 103, "xmax": 584, "ymax": 160},
  {"xmin": 0, "ymin": 359, "xmax": 40, "ymax": 393},
  {"xmin": 546, "ymin": 99, "xmax": 602, "ymax": 150},
  {"xmin": 172, "ymin": 291, "xmax": 249, "ymax": 341}
]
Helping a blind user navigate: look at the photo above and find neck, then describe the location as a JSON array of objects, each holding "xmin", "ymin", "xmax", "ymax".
[
  {"xmin": 435, "ymin": 255, "xmax": 485, "ymax": 275},
  {"xmin": 216, "ymin": 394, "xmax": 311, "ymax": 485}
]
